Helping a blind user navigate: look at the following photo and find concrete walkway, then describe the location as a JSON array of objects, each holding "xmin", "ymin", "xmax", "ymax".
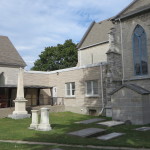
[{"xmin": 0, "ymin": 140, "xmax": 150, "ymax": 150}]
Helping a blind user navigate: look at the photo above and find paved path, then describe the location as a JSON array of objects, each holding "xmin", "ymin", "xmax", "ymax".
[{"xmin": 0, "ymin": 140, "xmax": 150, "ymax": 150}]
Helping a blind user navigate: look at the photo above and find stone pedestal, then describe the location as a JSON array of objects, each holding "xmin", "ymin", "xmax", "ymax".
[
  {"xmin": 13, "ymin": 99, "xmax": 28, "ymax": 115},
  {"xmin": 8, "ymin": 99, "xmax": 31, "ymax": 119},
  {"xmin": 29, "ymin": 110, "xmax": 39, "ymax": 129},
  {"xmin": 37, "ymin": 108, "xmax": 51, "ymax": 131}
]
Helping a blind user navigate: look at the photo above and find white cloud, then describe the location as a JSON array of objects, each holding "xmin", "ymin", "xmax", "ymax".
[
  {"xmin": 16, "ymin": 46, "xmax": 35, "ymax": 52},
  {"xmin": 0, "ymin": 0, "xmax": 133, "ymax": 69}
]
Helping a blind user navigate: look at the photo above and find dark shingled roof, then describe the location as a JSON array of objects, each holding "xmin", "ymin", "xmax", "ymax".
[
  {"xmin": 109, "ymin": 84, "xmax": 150, "ymax": 95},
  {"xmin": 0, "ymin": 36, "xmax": 26, "ymax": 67},
  {"xmin": 77, "ymin": 19, "xmax": 113, "ymax": 50}
]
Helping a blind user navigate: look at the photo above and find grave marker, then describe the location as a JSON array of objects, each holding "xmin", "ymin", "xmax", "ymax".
[
  {"xmin": 97, "ymin": 120, "xmax": 124, "ymax": 127},
  {"xmin": 75, "ymin": 118, "xmax": 105, "ymax": 124},
  {"xmin": 68, "ymin": 128, "xmax": 106, "ymax": 138},
  {"xmin": 97, "ymin": 132, "xmax": 125, "ymax": 140}
]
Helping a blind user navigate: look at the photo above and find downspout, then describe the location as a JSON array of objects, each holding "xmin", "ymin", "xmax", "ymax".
[
  {"xmin": 79, "ymin": 50, "xmax": 82, "ymax": 66},
  {"xmin": 99, "ymin": 62, "xmax": 105, "ymax": 115},
  {"xmin": 119, "ymin": 18, "xmax": 125, "ymax": 84}
]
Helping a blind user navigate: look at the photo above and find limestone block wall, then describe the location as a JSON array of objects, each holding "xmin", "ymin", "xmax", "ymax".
[
  {"xmin": 114, "ymin": 12, "xmax": 150, "ymax": 80},
  {"xmin": 49, "ymin": 65, "xmax": 105, "ymax": 115},
  {"xmin": 0, "ymin": 66, "xmax": 19, "ymax": 85},
  {"xmin": 78, "ymin": 43, "xmax": 109, "ymax": 66},
  {"xmin": 111, "ymin": 87, "xmax": 150, "ymax": 125}
]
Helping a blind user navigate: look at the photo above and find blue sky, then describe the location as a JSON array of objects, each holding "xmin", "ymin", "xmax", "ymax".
[{"xmin": 0, "ymin": 0, "xmax": 133, "ymax": 70}]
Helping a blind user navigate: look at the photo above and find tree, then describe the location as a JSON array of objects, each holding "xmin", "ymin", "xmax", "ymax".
[{"xmin": 31, "ymin": 39, "xmax": 78, "ymax": 71}]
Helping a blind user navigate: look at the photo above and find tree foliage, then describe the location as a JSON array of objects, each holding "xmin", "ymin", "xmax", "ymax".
[{"xmin": 31, "ymin": 39, "xmax": 78, "ymax": 71}]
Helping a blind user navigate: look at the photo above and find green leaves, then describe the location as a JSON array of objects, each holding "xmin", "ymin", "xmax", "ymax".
[{"xmin": 31, "ymin": 39, "xmax": 78, "ymax": 71}]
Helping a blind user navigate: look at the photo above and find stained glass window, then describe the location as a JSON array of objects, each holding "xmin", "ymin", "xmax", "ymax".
[{"xmin": 133, "ymin": 25, "xmax": 148, "ymax": 75}]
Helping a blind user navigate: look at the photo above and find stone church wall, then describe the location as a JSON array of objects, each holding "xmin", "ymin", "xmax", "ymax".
[{"xmin": 114, "ymin": 11, "xmax": 150, "ymax": 80}]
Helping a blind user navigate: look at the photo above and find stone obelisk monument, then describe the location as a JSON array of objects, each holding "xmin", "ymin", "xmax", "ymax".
[{"xmin": 8, "ymin": 68, "xmax": 30, "ymax": 119}]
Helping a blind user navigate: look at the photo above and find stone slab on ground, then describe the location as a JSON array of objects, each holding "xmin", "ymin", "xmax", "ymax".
[
  {"xmin": 51, "ymin": 148, "xmax": 63, "ymax": 150},
  {"xmin": 97, "ymin": 120, "xmax": 124, "ymax": 127},
  {"xmin": 68, "ymin": 128, "xmax": 106, "ymax": 138},
  {"xmin": 75, "ymin": 118, "xmax": 105, "ymax": 124},
  {"xmin": 97, "ymin": 132, "xmax": 125, "ymax": 141},
  {"xmin": 135, "ymin": 127, "xmax": 150, "ymax": 131}
]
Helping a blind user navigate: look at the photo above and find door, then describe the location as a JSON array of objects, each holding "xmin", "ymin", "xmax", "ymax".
[{"xmin": 52, "ymin": 87, "xmax": 57, "ymax": 105}]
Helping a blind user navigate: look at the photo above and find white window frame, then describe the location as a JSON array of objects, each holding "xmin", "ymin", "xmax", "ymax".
[
  {"xmin": 65, "ymin": 82, "xmax": 75, "ymax": 97},
  {"xmin": 85, "ymin": 80, "xmax": 99, "ymax": 97}
]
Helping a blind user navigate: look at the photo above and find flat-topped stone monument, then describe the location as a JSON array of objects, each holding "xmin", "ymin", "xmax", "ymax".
[
  {"xmin": 37, "ymin": 107, "xmax": 51, "ymax": 131},
  {"xmin": 97, "ymin": 132, "xmax": 125, "ymax": 141},
  {"xmin": 135, "ymin": 127, "xmax": 150, "ymax": 131},
  {"xmin": 97, "ymin": 120, "xmax": 124, "ymax": 127},
  {"xmin": 75, "ymin": 118, "xmax": 105, "ymax": 124},
  {"xmin": 68, "ymin": 128, "xmax": 106, "ymax": 138},
  {"xmin": 29, "ymin": 110, "xmax": 39, "ymax": 129},
  {"xmin": 8, "ymin": 68, "xmax": 30, "ymax": 119}
]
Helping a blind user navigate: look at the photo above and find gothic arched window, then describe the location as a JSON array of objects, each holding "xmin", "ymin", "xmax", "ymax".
[{"xmin": 133, "ymin": 25, "xmax": 148, "ymax": 75}]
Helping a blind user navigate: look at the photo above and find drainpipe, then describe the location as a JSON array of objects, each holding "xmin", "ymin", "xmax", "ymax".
[
  {"xmin": 99, "ymin": 62, "xmax": 105, "ymax": 115},
  {"xmin": 119, "ymin": 18, "xmax": 125, "ymax": 84},
  {"xmin": 79, "ymin": 50, "xmax": 82, "ymax": 66}
]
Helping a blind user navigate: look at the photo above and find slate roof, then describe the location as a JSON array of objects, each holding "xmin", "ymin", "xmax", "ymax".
[
  {"xmin": 77, "ymin": 19, "xmax": 114, "ymax": 50},
  {"xmin": 109, "ymin": 84, "xmax": 150, "ymax": 95},
  {"xmin": 0, "ymin": 36, "xmax": 26, "ymax": 67},
  {"xmin": 113, "ymin": 0, "xmax": 150, "ymax": 20}
]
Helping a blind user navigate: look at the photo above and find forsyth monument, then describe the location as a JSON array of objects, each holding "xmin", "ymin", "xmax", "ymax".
[{"xmin": 8, "ymin": 68, "xmax": 30, "ymax": 119}]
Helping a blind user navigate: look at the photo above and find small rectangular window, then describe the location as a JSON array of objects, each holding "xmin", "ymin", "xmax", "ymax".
[
  {"xmin": 65, "ymin": 82, "xmax": 75, "ymax": 97},
  {"xmin": 86, "ymin": 80, "xmax": 99, "ymax": 96}
]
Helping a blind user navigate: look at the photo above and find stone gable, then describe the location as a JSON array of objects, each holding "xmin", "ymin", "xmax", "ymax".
[{"xmin": 116, "ymin": 0, "xmax": 150, "ymax": 19}]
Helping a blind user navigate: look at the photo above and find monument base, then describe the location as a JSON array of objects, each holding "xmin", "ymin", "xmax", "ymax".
[
  {"xmin": 36, "ymin": 124, "xmax": 52, "ymax": 131},
  {"xmin": 8, "ymin": 114, "xmax": 31, "ymax": 119},
  {"xmin": 28, "ymin": 124, "xmax": 38, "ymax": 130},
  {"xmin": 8, "ymin": 98, "xmax": 30, "ymax": 119}
]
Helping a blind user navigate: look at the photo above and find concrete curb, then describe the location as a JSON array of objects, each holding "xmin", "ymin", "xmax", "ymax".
[{"xmin": 0, "ymin": 140, "xmax": 150, "ymax": 150}]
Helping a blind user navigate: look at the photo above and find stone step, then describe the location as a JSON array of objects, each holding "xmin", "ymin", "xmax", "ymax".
[{"xmin": 68, "ymin": 128, "xmax": 106, "ymax": 138}]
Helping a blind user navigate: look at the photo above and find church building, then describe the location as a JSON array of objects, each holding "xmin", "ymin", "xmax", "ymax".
[{"xmin": 0, "ymin": 0, "xmax": 150, "ymax": 125}]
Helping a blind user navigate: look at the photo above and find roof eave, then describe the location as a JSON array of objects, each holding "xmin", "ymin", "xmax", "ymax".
[
  {"xmin": 109, "ymin": 84, "xmax": 150, "ymax": 95},
  {"xmin": 0, "ymin": 62, "xmax": 26, "ymax": 68}
]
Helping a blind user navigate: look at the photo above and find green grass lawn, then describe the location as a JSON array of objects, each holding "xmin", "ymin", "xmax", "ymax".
[
  {"xmin": 0, "ymin": 112, "xmax": 150, "ymax": 149},
  {"xmin": 0, "ymin": 142, "xmax": 111, "ymax": 150}
]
